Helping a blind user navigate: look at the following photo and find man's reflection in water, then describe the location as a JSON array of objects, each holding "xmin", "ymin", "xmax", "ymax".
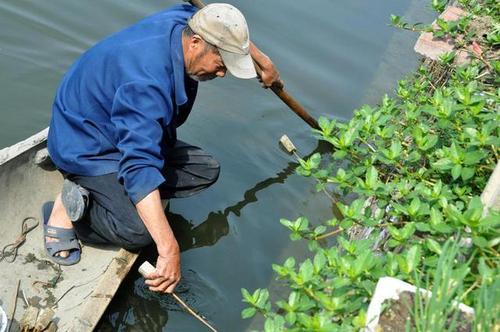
[{"xmin": 169, "ymin": 210, "xmax": 229, "ymax": 251}]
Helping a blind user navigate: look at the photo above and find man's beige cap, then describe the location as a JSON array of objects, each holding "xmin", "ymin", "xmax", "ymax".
[{"xmin": 188, "ymin": 3, "xmax": 257, "ymax": 79}]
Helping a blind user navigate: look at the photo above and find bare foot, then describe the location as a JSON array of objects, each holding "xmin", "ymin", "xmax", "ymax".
[{"xmin": 46, "ymin": 193, "xmax": 73, "ymax": 258}]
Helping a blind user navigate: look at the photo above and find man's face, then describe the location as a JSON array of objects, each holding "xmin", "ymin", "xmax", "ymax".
[{"xmin": 185, "ymin": 35, "xmax": 227, "ymax": 82}]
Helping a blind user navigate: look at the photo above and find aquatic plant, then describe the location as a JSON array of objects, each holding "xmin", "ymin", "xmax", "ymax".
[{"xmin": 241, "ymin": 0, "xmax": 499, "ymax": 330}]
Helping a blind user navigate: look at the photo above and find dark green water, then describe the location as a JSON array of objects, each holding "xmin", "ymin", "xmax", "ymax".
[{"xmin": 0, "ymin": 0, "xmax": 434, "ymax": 330}]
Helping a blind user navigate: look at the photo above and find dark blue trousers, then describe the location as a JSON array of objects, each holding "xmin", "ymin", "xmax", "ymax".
[{"xmin": 65, "ymin": 141, "xmax": 220, "ymax": 250}]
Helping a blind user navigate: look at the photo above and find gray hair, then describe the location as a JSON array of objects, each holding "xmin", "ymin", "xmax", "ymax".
[{"xmin": 183, "ymin": 25, "xmax": 218, "ymax": 54}]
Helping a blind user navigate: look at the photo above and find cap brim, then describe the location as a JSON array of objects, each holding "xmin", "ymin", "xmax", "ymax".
[{"xmin": 219, "ymin": 49, "xmax": 257, "ymax": 79}]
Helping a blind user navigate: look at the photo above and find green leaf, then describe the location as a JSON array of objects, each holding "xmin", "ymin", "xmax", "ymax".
[
  {"xmin": 430, "ymin": 207, "xmax": 443, "ymax": 226},
  {"xmin": 353, "ymin": 310, "xmax": 367, "ymax": 329},
  {"xmin": 296, "ymin": 166, "xmax": 311, "ymax": 177},
  {"xmin": 333, "ymin": 149, "xmax": 347, "ymax": 159},
  {"xmin": 339, "ymin": 218, "xmax": 354, "ymax": 229},
  {"xmin": 408, "ymin": 150, "xmax": 422, "ymax": 162},
  {"xmin": 264, "ymin": 316, "xmax": 285, "ymax": 332},
  {"xmin": 463, "ymin": 196, "xmax": 483, "ymax": 227},
  {"xmin": 433, "ymin": 158, "xmax": 453, "ymax": 170},
  {"xmin": 288, "ymin": 291, "xmax": 299, "ymax": 307},
  {"xmin": 308, "ymin": 153, "xmax": 322, "ymax": 170},
  {"xmin": 241, "ymin": 307, "xmax": 257, "ymax": 319},
  {"xmin": 429, "ymin": 207, "xmax": 453, "ymax": 234},
  {"xmin": 478, "ymin": 258, "xmax": 493, "ymax": 282},
  {"xmin": 422, "ymin": 135, "xmax": 439, "ymax": 150},
  {"xmin": 387, "ymin": 239, "xmax": 401, "ymax": 248},
  {"xmin": 396, "ymin": 254, "xmax": 410, "ymax": 275},
  {"xmin": 463, "ymin": 150, "xmax": 486, "ymax": 165},
  {"xmin": 426, "ymin": 238, "xmax": 442, "ymax": 254},
  {"xmin": 297, "ymin": 158, "xmax": 309, "ymax": 170},
  {"xmin": 313, "ymin": 252, "xmax": 327, "ymax": 271},
  {"xmin": 464, "ymin": 127, "xmax": 478, "ymax": 139},
  {"xmin": 408, "ymin": 198, "xmax": 421, "ymax": 216},
  {"xmin": 416, "ymin": 222, "xmax": 431, "ymax": 232},
  {"xmin": 385, "ymin": 252, "xmax": 399, "ymax": 276},
  {"xmin": 285, "ymin": 312, "xmax": 297, "ymax": 325},
  {"xmin": 336, "ymin": 168, "xmax": 346, "ymax": 180},
  {"xmin": 366, "ymin": 166, "xmax": 379, "ymax": 189},
  {"xmin": 478, "ymin": 211, "xmax": 500, "ymax": 228},
  {"xmin": 279, "ymin": 219, "xmax": 292, "ymax": 228},
  {"xmin": 352, "ymin": 251, "xmax": 373, "ymax": 277},
  {"xmin": 472, "ymin": 236, "xmax": 488, "ymax": 248},
  {"xmin": 327, "ymin": 218, "xmax": 339, "ymax": 227},
  {"xmin": 318, "ymin": 116, "xmax": 334, "ymax": 136},
  {"xmin": 299, "ymin": 259, "xmax": 314, "ymax": 283},
  {"xmin": 391, "ymin": 14, "xmax": 401, "ymax": 25},
  {"xmin": 390, "ymin": 140, "xmax": 402, "ymax": 159},
  {"xmin": 314, "ymin": 225, "xmax": 327, "ymax": 236},
  {"xmin": 451, "ymin": 164, "xmax": 462, "ymax": 180},
  {"xmin": 439, "ymin": 51, "xmax": 456, "ymax": 65},
  {"xmin": 284, "ymin": 257, "xmax": 295, "ymax": 269},
  {"xmin": 432, "ymin": 0, "xmax": 446, "ymax": 12},
  {"xmin": 400, "ymin": 223, "xmax": 416, "ymax": 240},
  {"xmin": 332, "ymin": 277, "xmax": 351, "ymax": 289},
  {"xmin": 461, "ymin": 167, "xmax": 475, "ymax": 181},
  {"xmin": 433, "ymin": 222, "xmax": 454, "ymax": 234},
  {"xmin": 406, "ymin": 245, "xmax": 421, "ymax": 273},
  {"xmin": 241, "ymin": 288, "xmax": 253, "ymax": 303},
  {"xmin": 255, "ymin": 289, "xmax": 270, "ymax": 308},
  {"xmin": 387, "ymin": 225, "xmax": 402, "ymax": 241}
]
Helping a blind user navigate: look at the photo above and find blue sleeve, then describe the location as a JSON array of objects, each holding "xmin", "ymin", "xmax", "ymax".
[{"xmin": 111, "ymin": 80, "xmax": 173, "ymax": 204}]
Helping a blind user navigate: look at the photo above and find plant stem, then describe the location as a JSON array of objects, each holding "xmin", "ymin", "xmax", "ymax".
[
  {"xmin": 460, "ymin": 279, "xmax": 480, "ymax": 302},
  {"xmin": 359, "ymin": 138, "xmax": 377, "ymax": 153},
  {"xmin": 316, "ymin": 228, "xmax": 343, "ymax": 240}
]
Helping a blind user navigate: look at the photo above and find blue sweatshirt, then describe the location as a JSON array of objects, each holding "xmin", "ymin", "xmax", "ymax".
[{"xmin": 48, "ymin": 4, "xmax": 198, "ymax": 204}]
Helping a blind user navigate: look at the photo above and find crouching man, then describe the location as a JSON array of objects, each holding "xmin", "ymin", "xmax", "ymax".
[{"xmin": 43, "ymin": 3, "xmax": 280, "ymax": 293}]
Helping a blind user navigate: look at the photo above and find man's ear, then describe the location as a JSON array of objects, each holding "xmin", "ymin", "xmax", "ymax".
[{"xmin": 190, "ymin": 34, "xmax": 203, "ymax": 50}]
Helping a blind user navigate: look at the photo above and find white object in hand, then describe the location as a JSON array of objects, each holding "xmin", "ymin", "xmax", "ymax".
[{"xmin": 138, "ymin": 261, "xmax": 156, "ymax": 276}]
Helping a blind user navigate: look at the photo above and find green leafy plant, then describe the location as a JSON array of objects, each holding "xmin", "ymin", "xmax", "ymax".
[{"xmin": 242, "ymin": 1, "xmax": 500, "ymax": 331}]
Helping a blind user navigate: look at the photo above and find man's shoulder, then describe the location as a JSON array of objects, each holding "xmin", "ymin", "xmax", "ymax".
[{"xmin": 103, "ymin": 4, "xmax": 195, "ymax": 52}]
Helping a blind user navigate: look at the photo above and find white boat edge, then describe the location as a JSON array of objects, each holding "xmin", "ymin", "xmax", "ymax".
[{"xmin": 0, "ymin": 128, "xmax": 49, "ymax": 166}]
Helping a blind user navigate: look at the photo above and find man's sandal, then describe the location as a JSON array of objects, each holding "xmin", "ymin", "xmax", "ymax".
[{"xmin": 42, "ymin": 201, "xmax": 81, "ymax": 266}]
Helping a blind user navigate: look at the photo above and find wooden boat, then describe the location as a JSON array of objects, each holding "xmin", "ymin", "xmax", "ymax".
[{"xmin": 0, "ymin": 129, "xmax": 138, "ymax": 331}]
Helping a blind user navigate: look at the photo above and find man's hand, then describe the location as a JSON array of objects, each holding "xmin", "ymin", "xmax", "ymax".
[
  {"xmin": 144, "ymin": 245, "xmax": 181, "ymax": 293},
  {"xmin": 249, "ymin": 42, "xmax": 284, "ymax": 89},
  {"xmin": 258, "ymin": 59, "xmax": 283, "ymax": 89}
]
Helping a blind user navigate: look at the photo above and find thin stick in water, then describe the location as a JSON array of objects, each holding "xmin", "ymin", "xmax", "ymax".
[
  {"xmin": 138, "ymin": 261, "xmax": 218, "ymax": 332},
  {"xmin": 172, "ymin": 292, "xmax": 217, "ymax": 332}
]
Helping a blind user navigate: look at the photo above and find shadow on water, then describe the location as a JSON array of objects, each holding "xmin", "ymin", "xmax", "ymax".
[
  {"xmin": 97, "ymin": 141, "xmax": 331, "ymax": 331},
  {"xmin": 171, "ymin": 140, "xmax": 333, "ymax": 252}
]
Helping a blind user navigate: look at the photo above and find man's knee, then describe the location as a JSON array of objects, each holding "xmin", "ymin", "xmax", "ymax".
[
  {"xmin": 118, "ymin": 226, "xmax": 154, "ymax": 250},
  {"xmin": 93, "ymin": 210, "xmax": 154, "ymax": 250}
]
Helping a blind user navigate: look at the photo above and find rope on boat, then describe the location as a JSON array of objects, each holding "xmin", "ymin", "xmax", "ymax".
[{"xmin": 0, "ymin": 217, "xmax": 39, "ymax": 263}]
